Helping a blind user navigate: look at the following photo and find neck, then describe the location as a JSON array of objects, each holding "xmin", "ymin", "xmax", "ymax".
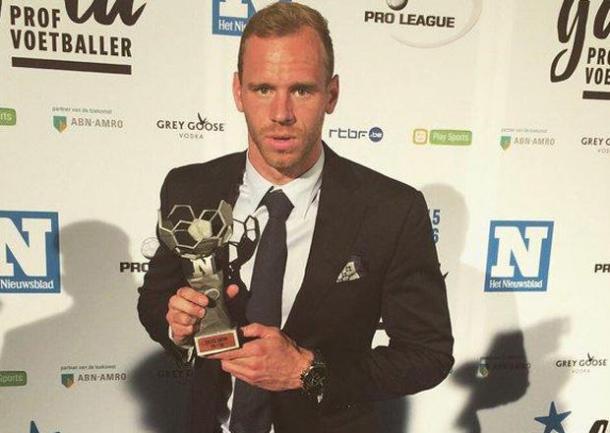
[{"xmin": 248, "ymin": 141, "xmax": 322, "ymax": 185}]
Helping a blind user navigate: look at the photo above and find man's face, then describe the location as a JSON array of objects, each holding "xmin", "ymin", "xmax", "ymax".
[{"xmin": 233, "ymin": 27, "xmax": 339, "ymax": 183}]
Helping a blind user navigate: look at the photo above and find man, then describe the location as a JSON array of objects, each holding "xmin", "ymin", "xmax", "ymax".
[{"xmin": 138, "ymin": 3, "xmax": 453, "ymax": 433}]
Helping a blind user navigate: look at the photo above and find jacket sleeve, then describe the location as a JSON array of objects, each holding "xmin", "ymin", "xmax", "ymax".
[
  {"xmin": 137, "ymin": 170, "xmax": 191, "ymax": 363},
  {"xmin": 320, "ymin": 191, "xmax": 454, "ymax": 409}
]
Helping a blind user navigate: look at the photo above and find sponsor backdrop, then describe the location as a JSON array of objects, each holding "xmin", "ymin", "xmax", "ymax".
[{"xmin": 1, "ymin": 0, "xmax": 609, "ymax": 432}]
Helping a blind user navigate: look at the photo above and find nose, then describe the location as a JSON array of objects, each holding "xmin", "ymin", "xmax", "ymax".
[{"xmin": 270, "ymin": 91, "xmax": 295, "ymax": 125}]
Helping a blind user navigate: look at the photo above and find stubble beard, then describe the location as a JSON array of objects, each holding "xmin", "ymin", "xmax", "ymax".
[{"xmin": 248, "ymin": 121, "xmax": 323, "ymax": 179}]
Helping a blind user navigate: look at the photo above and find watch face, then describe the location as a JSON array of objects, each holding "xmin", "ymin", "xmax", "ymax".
[
  {"xmin": 301, "ymin": 351, "xmax": 327, "ymax": 396},
  {"xmin": 303, "ymin": 364, "xmax": 326, "ymax": 396}
]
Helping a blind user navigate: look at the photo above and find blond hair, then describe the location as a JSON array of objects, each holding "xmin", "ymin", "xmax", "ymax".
[{"xmin": 238, "ymin": 2, "xmax": 334, "ymax": 82}]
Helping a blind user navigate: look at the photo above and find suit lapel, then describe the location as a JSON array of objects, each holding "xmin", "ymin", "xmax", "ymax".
[
  {"xmin": 194, "ymin": 151, "xmax": 246, "ymax": 209},
  {"xmin": 222, "ymin": 152, "xmax": 246, "ymax": 207},
  {"xmin": 284, "ymin": 145, "xmax": 368, "ymax": 338}
]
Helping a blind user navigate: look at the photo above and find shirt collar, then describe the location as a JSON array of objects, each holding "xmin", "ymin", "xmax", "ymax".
[{"xmin": 242, "ymin": 147, "xmax": 324, "ymax": 219}]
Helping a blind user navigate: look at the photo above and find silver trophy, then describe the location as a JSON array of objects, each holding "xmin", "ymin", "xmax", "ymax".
[{"xmin": 158, "ymin": 201, "xmax": 240, "ymax": 357}]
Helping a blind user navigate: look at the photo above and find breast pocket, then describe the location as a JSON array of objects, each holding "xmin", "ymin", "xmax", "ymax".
[{"xmin": 314, "ymin": 276, "xmax": 382, "ymax": 338}]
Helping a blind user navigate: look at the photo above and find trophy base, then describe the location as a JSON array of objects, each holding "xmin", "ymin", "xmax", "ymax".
[{"xmin": 195, "ymin": 328, "xmax": 240, "ymax": 357}]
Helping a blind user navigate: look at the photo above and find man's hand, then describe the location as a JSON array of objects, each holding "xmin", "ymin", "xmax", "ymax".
[
  {"xmin": 166, "ymin": 284, "xmax": 239, "ymax": 345},
  {"xmin": 210, "ymin": 323, "xmax": 313, "ymax": 391}
]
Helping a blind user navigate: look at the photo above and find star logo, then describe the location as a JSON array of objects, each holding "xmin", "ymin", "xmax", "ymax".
[{"xmin": 535, "ymin": 401, "xmax": 571, "ymax": 433}]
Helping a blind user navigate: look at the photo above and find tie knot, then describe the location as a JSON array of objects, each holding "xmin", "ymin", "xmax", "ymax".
[{"xmin": 262, "ymin": 190, "xmax": 293, "ymax": 221}]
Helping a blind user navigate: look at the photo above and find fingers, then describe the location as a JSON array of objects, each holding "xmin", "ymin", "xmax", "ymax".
[
  {"xmin": 170, "ymin": 285, "xmax": 238, "ymax": 314},
  {"xmin": 169, "ymin": 287, "xmax": 206, "ymax": 317},
  {"xmin": 216, "ymin": 334, "xmax": 306, "ymax": 391},
  {"xmin": 210, "ymin": 338, "xmax": 266, "ymax": 360},
  {"xmin": 226, "ymin": 283, "xmax": 239, "ymax": 299},
  {"xmin": 169, "ymin": 310, "xmax": 199, "ymax": 326},
  {"xmin": 166, "ymin": 307, "xmax": 198, "ymax": 342},
  {"xmin": 209, "ymin": 325, "xmax": 282, "ymax": 361},
  {"xmin": 220, "ymin": 358, "xmax": 258, "ymax": 381},
  {"xmin": 166, "ymin": 286, "xmax": 206, "ymax": 342},
  {"xmin": 170, "ymin": 322, "xmax": 195, "ymax": 342},
  {"xmin": 241, "ymin": 323, "xmax": 278, "ymax": 339},
  {"xmin": 166, "ymin": 285, "xmax": 240, "ymax": 343},
  {"xmin": 177, "ymin": 286, "xmax": 208, "ymax": 308}
]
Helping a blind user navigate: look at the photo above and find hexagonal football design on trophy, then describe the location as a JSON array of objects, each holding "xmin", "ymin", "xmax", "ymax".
[{"xmin": 158, "ymin": 201, "xmax": 233, "ymax": 260}]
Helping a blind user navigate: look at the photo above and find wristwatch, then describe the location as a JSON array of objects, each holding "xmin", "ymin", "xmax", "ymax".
[{"xmin": 300, "ymin": 350, "xmax": 327, "ymax": 398}]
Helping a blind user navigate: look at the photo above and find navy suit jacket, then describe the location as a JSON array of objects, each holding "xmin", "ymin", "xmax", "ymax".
[{"xmin": 138, "ymin": 145, "xmax": 454, "ymax": 433}]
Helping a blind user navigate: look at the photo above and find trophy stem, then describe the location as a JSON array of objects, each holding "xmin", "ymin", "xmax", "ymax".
[
  {"xmin": 189, "ymin": 269, "xmax": 240, "ymax": 357},
  {"xmin": 158, "ymin": 201, "xmax": 248, "ymax": 357}
]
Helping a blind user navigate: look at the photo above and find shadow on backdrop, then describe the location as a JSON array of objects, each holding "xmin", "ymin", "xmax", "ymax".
[
  {"xmin": 420, "ymin": 185, "xmax": 571, "ymax": 432},
  {"xmin": 1, "ymin": 220, "xmax": 138, "ymax": 363},
  {"xmin": 371, "ymin": 183, "xmax": 469, "ymax": 433},
  {"xmin": 453, "ymin": 330, "xmax": 529, "ymax": 433},
  {"xmin": 453, "ymin": 319, "xmax": 569, "ymax": 433},
  {"xmin": 129, "ymin": 350, "xmax": 192, "ymax": 433},
  {"xmin": 421, "ymin": 183, "xmax": 532, "ymax": 433},
  {"xmin": 0, "ymin": 221, "xmax": 141, "ymax": 426}
]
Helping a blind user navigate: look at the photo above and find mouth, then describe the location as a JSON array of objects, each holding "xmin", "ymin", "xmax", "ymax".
[{"xmin": 265, "ymin": 135, "xmax": 297, "ymax": 150}]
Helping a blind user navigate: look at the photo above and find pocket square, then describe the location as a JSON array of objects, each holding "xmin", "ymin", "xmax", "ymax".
[{"xmin": 336, "ymin": 255, "xmax": 366, "ymax": 283}]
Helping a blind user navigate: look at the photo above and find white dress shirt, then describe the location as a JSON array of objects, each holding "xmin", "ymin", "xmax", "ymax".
[
  {"xmin": 221, "ymin": 149, "xmax": 324, "ymax": 432},
  {"xmin": 169, "ymin": 149, "xmax": 324, "ymax": 431},
  {"xmin": 230, "ymin": 149, "xmax": 324, "ymax": 327}
]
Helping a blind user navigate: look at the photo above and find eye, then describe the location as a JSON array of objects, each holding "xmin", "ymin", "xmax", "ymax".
[
  {"xmin": 256, "ymin": 86, "xmax": 271, "ymax": 95},
  {"xmin": 294, "ymin": 87, "xmax": 310, "ymax": 96}
]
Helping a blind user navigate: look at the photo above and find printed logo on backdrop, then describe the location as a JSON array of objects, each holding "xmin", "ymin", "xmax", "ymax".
[
  {"xmin": 60, "ymin": 373, "xmax": 75, "ymax": 388},
  {"xmin": 413, "ymin": 128, "xmax": 472, "ymax": 146},
  {"xmin": 29, "ymin": 420, "xmax": 60, "ymax": 433},
  {"xmin": 499, "ymin": 128, "xmax": 556, "ymax": 151},
  {"xmin": 328, "ymin": 126, "xmax": 384, "ymax": 143},
  {"xmin": 53, "ymin": 116, "xmax": 67, "ymax": 133},
  {"xmin": 555, "ymin": 353, "xmax": 608, "ymax": 374},
  {"xmin": 1, "ymin": 0, "xmax": 147, "ymax": 74},
  {"xmin": 551, "ymin": 0, "xmax": 610, "ymax": 100},
  {"xmin": 59, "ymin": 363, "xmax": 127, "ymax": 388},
  {"xmin": 51, "ymin": 106, "xmax": 123, "ymax": 133},
  {"xmin": 120, "ymin": 236, "xmax": 158, "ymax": 273},
  {"xmin": 484, "ymin": 220, "xmax": 554, "ymax": 292},
  {"xmin": 589, "ymin": 420, "xmax": 609, "ymax": 433},
  {"xmin": 581, "ymin": 135, "xmax": 610, "ymax": 155},
  {"xmin": 476, "ymin": 356, "xmax": 530, "ymax": 379},
  {"xmin": 0, "ymin": 370, "xmax": 27, "ymax": 387},
  {"xmin": 212, "ymin": 0, "xmax": 291, "ymax": 36},
  {"xmin": 0, "ymin": 107, "xmax": 17, "ymax": 126},
  {"xmin": 156, "ymin": 114, "xmax": 225, "ymax": 140},
  {"xmin": 429, "ymin": 208, "xmax": 441, "ymax": 244},
  {"xmin": 594, "ymin": 263, "xmax": 610, "ymax": 273},
  {"xmin": 363, "ymin": 0, "xmax": 482, "ymax": 48},
  {"xmin": 157, "ymin": 366, "xmax": 193, "ymax": 385},
  {"xmin": 535, "ymin": 402, "xmax": 571, "ymax": 433},
  {"xmin": 0, "ymin": 211, "xmax": 60, "ymax": 293}
]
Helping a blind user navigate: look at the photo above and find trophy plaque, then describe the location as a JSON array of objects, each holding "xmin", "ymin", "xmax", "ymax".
[{"xmin": 158, "ymin": 201, "xmax": 240, "ymax": 357}]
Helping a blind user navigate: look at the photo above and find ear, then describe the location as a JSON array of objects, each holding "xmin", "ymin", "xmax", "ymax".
[
  {"xmin": 325, "ymin": 74, "xmax": 340, "ymax": 114},
  {"xmin": 232, "ymin": 72, "xmax": 244, "ymax": 113}
]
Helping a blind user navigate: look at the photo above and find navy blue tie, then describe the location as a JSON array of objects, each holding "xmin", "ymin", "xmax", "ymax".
[{"xmin": 230, "ymin": 189, "xmax": 293, "ymax": 433}]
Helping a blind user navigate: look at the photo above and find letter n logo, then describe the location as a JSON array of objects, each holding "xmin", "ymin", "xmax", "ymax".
[
  {"xmin": 212, "ymin": 0, "xmax": 292, "ymax": 36},
  {"xmin": 484, "ymin": 220, "xmax": 554, "ymax": 292},
  {"xmin": 0, "ymin": 211, "xmax": 60, "ymax": 293},
  {"xmin": 30, "ymin": 420, "xmax": 60, "ymax": 433}
]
